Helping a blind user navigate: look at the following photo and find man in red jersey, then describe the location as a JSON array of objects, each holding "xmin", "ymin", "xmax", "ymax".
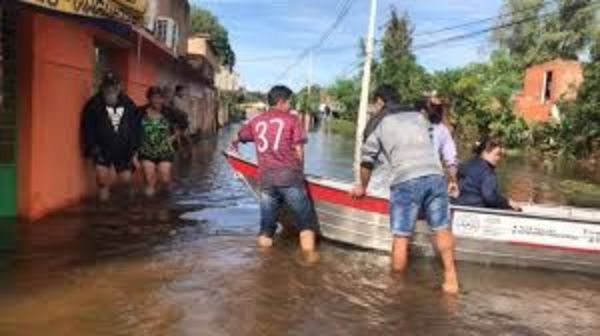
[{"xmin": 231, "ymin": 85, "xmax": 318, "ymax": 251}]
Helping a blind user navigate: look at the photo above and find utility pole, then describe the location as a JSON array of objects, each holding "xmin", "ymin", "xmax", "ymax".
[
  {"xmin": 355, "ymin": 0, "xmax": 377, "ymax": 175},
  {"xmin": 304, "ymin": 50, "xmax": 314, "ymax": 128}
]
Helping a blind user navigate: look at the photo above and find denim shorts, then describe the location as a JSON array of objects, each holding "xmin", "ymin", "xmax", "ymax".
[
  {"xmin": 389, "ymin": 175, "xmax": 450, "ymax": 237},
  {"xmin": 259, "ymin": 184, "xmax": 318, "ymax": 238}
]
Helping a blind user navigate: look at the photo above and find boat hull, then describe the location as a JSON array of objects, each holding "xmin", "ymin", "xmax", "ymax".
[{"xmin": 225, "ymin": 151, "xmax": 600, "ymax": 275}]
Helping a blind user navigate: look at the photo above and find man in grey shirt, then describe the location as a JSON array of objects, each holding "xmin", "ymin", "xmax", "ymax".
[{"xmin": 351, "ymin": 84, "xmax": 459, "ymax": 294}]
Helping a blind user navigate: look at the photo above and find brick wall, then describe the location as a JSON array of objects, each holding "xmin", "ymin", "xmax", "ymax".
[{"xmin": 513, "ymin": 59, "xmax": 583, "ymax": 123}]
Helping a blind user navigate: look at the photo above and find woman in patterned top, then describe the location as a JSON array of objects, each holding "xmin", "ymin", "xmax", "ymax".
[{"xmin": 138, "ymin": 86, "xmax": 177, "ymax": 197}]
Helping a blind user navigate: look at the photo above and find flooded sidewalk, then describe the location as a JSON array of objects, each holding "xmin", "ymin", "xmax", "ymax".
[{"xmin": 0, "ymin": 127, "xmax": 599, "ymax": 336}]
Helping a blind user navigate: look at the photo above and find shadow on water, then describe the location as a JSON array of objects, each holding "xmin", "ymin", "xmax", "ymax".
[{"xmin": 0, "ymin": 125, "xmax": 598, "ymax": 335}]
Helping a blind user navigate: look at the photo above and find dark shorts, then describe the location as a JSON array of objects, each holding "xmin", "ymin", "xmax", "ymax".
[
  {"xmin": 390, "ymin": 175, "xmax": 450, "ymax": 237},
  {"xmin": 93, "ymin": 150, "xmax": 134, "ymax": 173},
  {"xmin": 259, "ymin": 184, "xmax": 319, "ymax": 238},
  {"xmin": 139, "ymin": 153, "xmax": 175, "ymax": 165}
]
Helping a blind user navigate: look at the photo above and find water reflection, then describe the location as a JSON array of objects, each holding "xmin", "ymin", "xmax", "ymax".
[{"xmin": 0, "ymin": 125, "xmax": 598, "ymax": 335}]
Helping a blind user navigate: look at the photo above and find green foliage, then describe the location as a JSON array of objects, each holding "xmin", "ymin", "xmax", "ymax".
[
  {"xmin": 324, "ymin": 3, "xmax": 598, "ymax": 160},
  {"xmin": 295, "ymin": 86, "xmax": 322, "ymax": 116},
  {"xmin": 327, "ymin": 119, "xmax": 356, "ymax": 136},
  {"xmin": 431, "ymin": 50, "xmax": 526, "ymax": 146},
  {"xmin": 327, "ymin": 78, "xmax": 361, "ymax": 121},
  {"xmin": 493, "ymin": 0, "xmax": 596, "ymax": 66},
  {"xmin": 219, "ymin": 91, "xmax": 244, "ymax": 122},
  {"xmin": 190, "ymin": 6, "xmax": 236, "ymax": 67},
  {"xmin": 375, "ymin": 8, "xmax": 429, "ymax": 105},
  {"xmin": 543, "ymin": 58, "xmax": 600, "ymax": 158},
  {"xmin": 240, "ymin": 90, "xmax": 266, "ymax": 104}
]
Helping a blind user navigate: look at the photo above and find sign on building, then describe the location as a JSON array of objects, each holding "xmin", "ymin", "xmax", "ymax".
[{"xmin": 21, "ymin": 0, "xmax": 147, "ymax": 24}]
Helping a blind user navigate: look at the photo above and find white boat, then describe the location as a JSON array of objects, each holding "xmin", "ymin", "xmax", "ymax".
[{"xmin": 225, "ymin": 151, "xmax": 600, "ymax": 275}]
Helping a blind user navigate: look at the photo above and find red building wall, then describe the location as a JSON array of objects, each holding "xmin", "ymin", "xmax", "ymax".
[
  {"xmin": 513, "ymin": 59, "xmax": 583, "ymax": 123},
  {"xmin": 17, "ymin": 10, "xmax": 96, "ymax": 220},
  {"xmin": 15, "ymin": 9, "xmax": 204, "ymax": 220}
]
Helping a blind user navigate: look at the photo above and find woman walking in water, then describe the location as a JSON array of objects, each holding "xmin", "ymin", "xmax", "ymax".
[{"xmin": 138, "ymin": 86, "xmax": 177, "ymax": 197}]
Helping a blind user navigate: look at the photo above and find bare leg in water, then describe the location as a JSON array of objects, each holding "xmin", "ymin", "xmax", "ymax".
[
  {"xmin": 391, "ymin": 236, "xmax": 409, "ymax": 272},
  {"xmin": 141, "ymin": 160, "xmax": 158, "ymax": 197},
  {"xmin": 391, "ymin": 233, "xmax": 459, "ymax": 294},
  {"xmin": 96, "ymin": 165, "xmax": 113, "ymax": 202},
  {"xmin": 434, "ymin": 229, "xmax": 459, "ymax": 294}
]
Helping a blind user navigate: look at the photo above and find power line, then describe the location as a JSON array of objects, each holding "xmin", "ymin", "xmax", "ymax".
[
  {"xmin": 276, "ymin": 0, "xmax": 358, "ymax": 81},
  {"xmin": 239, "ymin": 1, "xmax": 550, "ymax": 65},
  {"xmin": 412, "ymin": 0, "xmax": 600, "ymax": 51},
  {"xmin": 413, "ymin": 0, "xmax": 555, "ymax": 37},
  {"xmin": 237, "ymin": 44, "xmax": 358, "ymax": 63},
  {"xmin": 338, "ymin": 59, "xmax": 363, "ymax": 78},
  {"xmin": 331, "ymin": 0, "xmax": 598, "ymax": 80}
]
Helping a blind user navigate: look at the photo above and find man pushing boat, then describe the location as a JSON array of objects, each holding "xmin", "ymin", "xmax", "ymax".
[
  {"xmin": 351, "ymin": 84, "xmax": 459, "ymax": 294},
  {"xmin": 231, "ymin": 85, "xmax": 319, "ymax": 253}
]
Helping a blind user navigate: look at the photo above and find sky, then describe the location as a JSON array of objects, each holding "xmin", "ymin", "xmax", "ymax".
[{"xmin": 193, "ymin": 0, "xmax": 504, "ymax": 91}]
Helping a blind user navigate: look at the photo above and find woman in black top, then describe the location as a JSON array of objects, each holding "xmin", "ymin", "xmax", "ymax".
[{"xmin": 455, "ymin": 137, "xmax": 521, "ymax": 211}]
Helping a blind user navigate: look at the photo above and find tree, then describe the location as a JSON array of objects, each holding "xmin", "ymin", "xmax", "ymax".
[
  {"xmin": 328, "ymin": 78, "xmax": 361, "ymax": 121},
  {"xmin": 493, "ymin": 0, "xmax": 596, "ymax": 66},
  {"xmin": 190, "ymin": 6, "xmax": 236, "ymax": 67},
  {"xmin": 296, "ymin": 85, "xmax": 322, "ymax": 115},
  {"xmin": 431, "ymin": 50, "xmax": 527, "ymax": 146},
  {"xmin": 557, "ymin": 36, "xmax": 600, "ymax": 158},
  {"xmin": 375, "ymin": 8, "xmax": 429, "ymax": 105}
]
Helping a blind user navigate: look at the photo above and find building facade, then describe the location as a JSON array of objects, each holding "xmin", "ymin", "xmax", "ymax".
[
  {"xmin": 0, "ymin": 2, "xmax": 19, "ymax": 218},
  {"xmin": 0, "ymin": 1, "xmax": 218, "ymax": 220},
  {"xmin": 216, "ymin": 66, "xmax": 240, "ymax": 92},
  {"xmin": 147, "ymin": 0, "xmax": 190, "ymax": 56},
  {"xmin": 513, "ymin": 59, "xmax": 584, "ymax": 123}
]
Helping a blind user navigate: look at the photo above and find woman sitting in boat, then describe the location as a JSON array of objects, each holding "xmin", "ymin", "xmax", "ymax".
[{"xmin": 454, "ymin": 137, "xmax": 521, "ymax": 211}]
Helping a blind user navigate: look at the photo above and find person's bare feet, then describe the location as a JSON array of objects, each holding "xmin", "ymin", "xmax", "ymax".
[
  {"xmin": 442, "ymin": 272, "xmax": 459, "ymax": 295},
  {"xmin": 299, "ymin": 230, "xmax": 316, "ymax": 252},
  {"xmin": 257, "ymin": 235, "xmax": 274, "ymax": 248},
  {"xmin": 296, "ymin": 250, "xmax": 320, "ymax": 266}
]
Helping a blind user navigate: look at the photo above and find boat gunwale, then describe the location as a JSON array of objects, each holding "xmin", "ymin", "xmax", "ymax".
[{"xmin": 223, "ymin": 150, "xmax": 600, "ymax": 226}]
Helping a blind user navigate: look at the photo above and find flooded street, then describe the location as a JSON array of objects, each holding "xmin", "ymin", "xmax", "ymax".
[{"xmin": 0, "ymin": 126, "xmax": 599, "ymax": 336}]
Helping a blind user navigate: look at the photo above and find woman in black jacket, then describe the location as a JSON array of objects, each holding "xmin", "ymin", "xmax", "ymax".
[{"xmin": 454, "ymin": 137, "xmax": 521, "ymax": 211}]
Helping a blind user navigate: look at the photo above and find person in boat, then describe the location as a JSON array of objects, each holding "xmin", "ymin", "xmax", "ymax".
[
  {"xmin": 418, "ymin": 96, "xmax": 459, "ymax": 197},
  {"xmin": 138, "ymin": 86, "xmax": 178, "ymax": 197},
  {"xmin": 231, "ymin": 85, "xmax": 318, "ymax": 252},
  {"xmin": 351, "ymin": 84, "xmax": 459, "ymax": 294},
  {"xmin": 454, "ymin": 137, "xmax": 521, "ymax": 211},
  {"xmin": 81, "ymin": 72, "xmax": 141, "ymax": 202}
]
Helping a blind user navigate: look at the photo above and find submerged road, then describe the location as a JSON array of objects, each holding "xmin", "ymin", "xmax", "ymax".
[{"xmin": 0, "ymin": 126, "xmax": 598, "ymax": 335}]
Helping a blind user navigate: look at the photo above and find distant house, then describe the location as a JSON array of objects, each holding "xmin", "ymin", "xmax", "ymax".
[{"xmin": 513, "ymin": 59, "xmax": 584, "ymax": 123}]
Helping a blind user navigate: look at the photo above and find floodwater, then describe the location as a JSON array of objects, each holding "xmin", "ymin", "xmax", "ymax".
[
  {"xmin": 0, "ymin": 126, "xmax": 599, "ymax": 336},
  {"xmin": 313, "ymin": 122, "xmax": 600, "ymax": 208}
]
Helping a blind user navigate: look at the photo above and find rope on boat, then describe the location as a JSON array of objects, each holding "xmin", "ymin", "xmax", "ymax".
[{"xmin": 234, "ymin": 172, "xmax": 260, "ymax": 201}]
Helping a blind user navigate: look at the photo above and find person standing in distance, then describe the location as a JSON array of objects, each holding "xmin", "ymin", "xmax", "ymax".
[{"xmin": 231, "ymin": 85, "xmax": 318, "ymax": 252}]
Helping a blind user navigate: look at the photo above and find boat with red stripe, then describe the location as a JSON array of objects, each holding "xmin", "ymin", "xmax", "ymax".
[{"xmin": 225, "ymin": 150, "xmax": 600, "ymax": 274}]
